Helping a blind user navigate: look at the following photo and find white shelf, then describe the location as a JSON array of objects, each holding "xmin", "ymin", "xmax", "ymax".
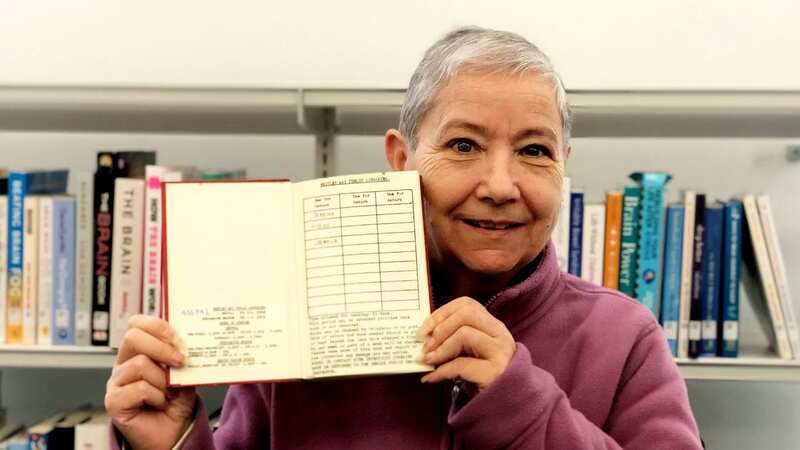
[
  {"xmin": 0, "ymin": 345, "xmax": 116, "ymax": 369},
  {"xmin": 1, "ymin": 86, "xmax": 800, "ymax": 137},
  {"xmin": 0, "ymin": 345, "xmax": 798, "ymax": 381},
  {"xmin": 677, "ymin": 357, "xmax": 800, "ymax": 382}
]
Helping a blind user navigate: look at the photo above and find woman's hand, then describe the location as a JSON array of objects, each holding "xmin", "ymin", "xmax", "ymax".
[
  {"xmin": 105, "ymin": 314, "xmax": 197, "ymax": 450},
  {"xmin": 417, "ymin": 297, "xmax": 516, "ymax": 394}
]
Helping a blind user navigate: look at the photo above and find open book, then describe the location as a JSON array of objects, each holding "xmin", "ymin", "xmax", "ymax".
[{"xmin": 163, "ymin": 171, "xmax": 432, "ymax": 386}]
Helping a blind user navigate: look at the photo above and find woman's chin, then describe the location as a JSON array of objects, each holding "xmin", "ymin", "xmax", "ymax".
[{"xmin": 458, "ymin": 252, "xmax": 528, "ymax": 276}]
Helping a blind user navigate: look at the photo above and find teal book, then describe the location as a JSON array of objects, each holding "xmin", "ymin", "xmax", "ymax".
[
  {"xmin": 630, "ymin": 172, "xmax": 672, "ymax": 318},
  {"xmin": 719, "ymin": 200, "xmax": 743, "ymax": 357},
  {"xmin": 618, "ymin": 186, "xmax": 641, "ymax": 297},
  {"xmin": 661, "ymin": 204, "xmax": 685, "ymax": 356}
]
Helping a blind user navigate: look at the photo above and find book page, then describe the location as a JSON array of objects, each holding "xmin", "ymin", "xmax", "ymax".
[
  {"xmin": 165, "ymin": 181, "xmax": 304, "ymax": 385},
  {"xmin": 294, "ymin": 171, "xmax": 432, "ymax": 378}
]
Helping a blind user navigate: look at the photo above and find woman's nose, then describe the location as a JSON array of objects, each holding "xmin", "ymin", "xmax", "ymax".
[{"xmin": 475, "ymin": 154, "xmax": 521, "ymax": 205}]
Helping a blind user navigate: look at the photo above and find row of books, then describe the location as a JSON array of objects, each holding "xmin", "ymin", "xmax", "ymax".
[
  {"xmin": 551, "ymin": 173, "xmax": 797, "ymax": 359},
  {"xmin": 0, "ymin": 151, "xmax": 246, "ymax": 348},
  {"xmin": 0, "ymin": 407, "xmax": 107, "ymax": 450}
]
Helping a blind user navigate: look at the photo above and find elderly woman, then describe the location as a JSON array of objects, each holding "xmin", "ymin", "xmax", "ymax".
[{"xmin": 106, "ymin": 27, "xmax": 702, "ymax": 449}]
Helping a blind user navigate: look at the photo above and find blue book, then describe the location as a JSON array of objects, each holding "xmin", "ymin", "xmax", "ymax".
[
  {"xmin": 52, "ymin": 197, "xmax": 77, "ymax": 345},
  {"xmin": 630, "ymin": 172, "xmax": 672, "ymax": 318},
  {"xmin": 719, "ymin": 200, "xmax": 743, "ymax": 357},
  {"xmin": 6, "ymin": 170, "xmax": 68, "ymax": 343},
  {"xmin": 568, "ymin": 191, "xmax": 584, "ymax": 276},
  {"xmin": 661, "ymin": 204, "xmax": 684, "ymax": 356},
  {"xmin": 700, "ymin": 202, "xmax": 725, "ymax": 356},
  {"xmin": 618, "ymin": 186, "xmax": 642, "ymax": 298}
]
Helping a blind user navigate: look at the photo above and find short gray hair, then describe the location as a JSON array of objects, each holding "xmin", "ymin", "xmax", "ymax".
[{"xmin": 399, "ymin": 26, "xmax": 572, "ymax": 151}]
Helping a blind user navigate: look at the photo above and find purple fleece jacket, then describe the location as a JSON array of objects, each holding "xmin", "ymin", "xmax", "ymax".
[{"xmin": 113, "ymin": 241, "xmax": 702, "ymax": 449}]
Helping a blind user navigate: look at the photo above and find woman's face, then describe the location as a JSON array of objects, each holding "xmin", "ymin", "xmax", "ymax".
[{"xmin": 386, "ymin": 70, "xmax": 567, "ymax": 279}]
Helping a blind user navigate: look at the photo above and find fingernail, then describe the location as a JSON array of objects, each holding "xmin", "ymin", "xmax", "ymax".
[
  {"xmin": 416, "ymin": 318, "xmax": 433, "ymax": 342},
  {"xmin": 422, "ymin": 337, "xmax": 433, "ymax": 352},
  {"xmin": 414, "ymin": 353, "xmax": 425, "ymax": 364},
  {"xmin": 420, "ymin": 374, "xmax": 430, "ymax": 383},
  {"xmin": 164, "ymin": 326, "xmax": 175, "ymax": 340},
  {"xmin": 171, "ymin": 351, "xmax": 184, "ymax": 367}
]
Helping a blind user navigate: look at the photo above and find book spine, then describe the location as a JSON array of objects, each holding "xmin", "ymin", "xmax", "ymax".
[
  {"xmin": 109, "ymin": 178, "xmax": 145, "ymax": 348},
  {"xmin": 6, "ymin": 173, "xmax": 29, "ymax": 344},
  {"xmin": 742, "ymin": 195, "xmax": 792, "ymax": 359},
  {"xmin": 689, "ymin": 194, "xmax": 706, "ymax": 358},
  {"xmin": 52, "ymin": 198, "xmax": 76, "ymax": 345},
  {"xmin": 580, "ymin": 204, "xmax": 605, "ymax": 285},
  {"xmin": 719, "ymin": 200, "xmax": 743, "ymax": 357},
  {"xmin": 603, "ymin": 192, "xmax": 623, "ymax": 289},
  {"xmin": 72, "ymin": 172, "xmax": 94, "ymax": 346},
  {"xmin": 631, "ymin": 172, "xmax": 671, "ymax": 318},
  {"xmin": 618, "ymin": 186, "xmax": 641, "ymax": 298},
  {"xmin": 142, "ymin": 166, "xmax": 167, "ymax": 317},
  {"xmin": 22, "ymin": 196, "xmax": 40, "ymax": 345},
  {"xmin": 552, "ymin": 176, "xmax": 571, "ymax": 271},
  {"xmin": 0, "ymin": 196, "xmax": 7, "ymax": 344},
  {"xmin": 677, "ymin": 191, "xmax": 696, "ymax": 359},
  {"xmin": 756, "ymin": 195, "xmax": 800, "ymax": 357},
  {"xmin": 700, "ymin": 204, "xmax": 724, "ymax": 356},
  {"xmin": 92, "ymin": 153, "xmax": 116, "ymax": 346},
  {"xmin": 567, "ymin": 191, "xmax": 584, "ymax": 276},
  {"xmin": 661, "ymin": 205, "xmax": 684, "ymax": 357},
  {"xmin": 37, "ymin": 197, "xmax": 54, "ymax": 345}
]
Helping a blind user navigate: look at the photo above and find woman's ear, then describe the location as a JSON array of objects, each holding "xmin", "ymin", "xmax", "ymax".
[{"xmin": 385, "ymin": 129, "xmax": 410, "ymax": 171}]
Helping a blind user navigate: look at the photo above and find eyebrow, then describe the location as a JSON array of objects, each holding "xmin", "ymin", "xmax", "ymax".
[{"xmin": 438, "ymin": 119, "xmax": 558, "ymax": 143}]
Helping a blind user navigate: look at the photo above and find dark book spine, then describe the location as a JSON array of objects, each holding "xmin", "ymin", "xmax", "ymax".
[
  {"xmin": 567, "ymin": 191, "xmax": 584, "ymax": 276},
  {"xmin": 688, "ymin": 193, "xmax": 706, "ymax": 358},
  {"xmin": 700, "ymin": 203, "xmax": 724, "ymax": 356},
  {"xmin": 91, "ymin": 153, "xmax": 117, "ymax": 346}
]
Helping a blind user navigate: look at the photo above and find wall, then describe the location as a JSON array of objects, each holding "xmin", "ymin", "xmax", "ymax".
[
  {"xmin": 0, "ymin": 131, "xmax": 798, "ymax": 449},
  {"xmin": 1, "ymin": 1, "xmax": 800, "ymax": 90}
]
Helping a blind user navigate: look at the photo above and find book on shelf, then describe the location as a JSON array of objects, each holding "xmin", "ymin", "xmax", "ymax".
[
  {"xmin": 73, "ymin": 410, "xmax": 109, "ymax": 450},
  {"xmin": 551, "ymin": 176, "xmax": 571, "ymax": 271},
  {"xmin": 699, "ymin": 201, "xmax": 724, "ymax": 356},
  {"xmin": 688, "ymin": 193, "xmax": 706, "ymax": 358},
  {"xmin": 6, "ymin": 170, "xmax": 68, "ymax": 345},
  {"xmin": 719, "ymin": 199, "xmax": 743, "ymax": 357},
  {"xmin": 580, "ymin": 203, "xmax": 605, "ymax": 285},
  {"xmin": 163, "ymin": 171, "xmax": 432, "ymax": 386},
  {"xmin": 677, "ymin": 191, "xmax": 696, "ymax": 359},
  {"xmin": 567, "ymin": 190, "xmax": 584, "ymax": 276},
  {"xmin": 661, "ymin": 203, "xmax": 684, "ymax": 357},
  {"xmin": 756, "ymin": 195, "xmax": 800, "ymax": 358},
  {"xmin": 68, "ymin": 172, "xmax": 94, "ymax": 347},
  {"xmin": 618, "ymin": 186, "xmax": 641, "ymax": 298},
  {"xmin": 22, "ymin": 196, "xmax": 41, "ymax": 346},
  {"xmin": 91, "ymin": 151, "xmax": 155, "ymax": 346},
  {"xmin": 602, "ymin": 191, "xmax": 622, "ymax": 289},
  {"xmin": 0, "ymin": 196, "xmax": 7, "ymax": 345},
  {"xmin": 741, "ymin": 194, "xmax": 793, "ymax": 359},
  {"xmin": 109, "ymin": 178, "xmax": 145, "ymax": 348},
  {"xmin": 630, "ymin": 172, "xmax": 671, "ymax": 319}
]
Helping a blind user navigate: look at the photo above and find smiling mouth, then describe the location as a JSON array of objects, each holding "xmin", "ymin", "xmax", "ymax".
[{"xmin": 461, "ymin": 219, "xmax": 523, "ymax": 230}]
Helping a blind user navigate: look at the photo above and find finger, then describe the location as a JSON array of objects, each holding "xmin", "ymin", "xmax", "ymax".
[
  {"xmin": 117, "ymin": 327, "xmax": 184, "ymax": 368},
  {"xmin": 424, "ymin": 303, "xmax": 506, "ymax": 352},
  {"xmin": 416, "ymin": 296, "xmax": 478, "ymax": 340},
  {"xmin": 423, "ymin": 326, "xmax": 497, "ymax": 365},
  {"xmin": 105, "ymin": 379, "xmax": 168, "ymax": 416},
  {"xmin": 110, "ymin": 354, "xmax": 168, "ymax": 391},
  {"xmin": 420, "ymin": 357, "xmax": 496, "ymax": 387},
  {"xmin": 128, "ymin": 314, "xmax": 178, "ymax": 344}
]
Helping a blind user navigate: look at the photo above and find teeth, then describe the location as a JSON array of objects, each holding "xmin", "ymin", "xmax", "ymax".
[{"xmin": 478, "ymin": 221, "xmax": 508, "ymax": 229}]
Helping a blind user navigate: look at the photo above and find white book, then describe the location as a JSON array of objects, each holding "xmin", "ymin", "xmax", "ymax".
[
  {"xmin": 552, "ymin": 176, "xmax": 571, "ymax": 271},
  {"xmin": 580, "ymin": 203, "xmax": 605, "ymax": 285},
  {"xmin": 756, "ymin": 195, "xmax": 800, "ymax": 359},
  {"xmin": 22, "ymin": 196, "xmax": 41, "ymax": 345},
  {"xmin": 741, "ymin": 194, "xmax": 792, "ymax": 359},
  {"xmin": 0, "ymin": 196, "xmax": 7, "ymax": 345},
  {"xmin": 677, "ymin": 191, "xmax": 696, "ymax": 359},
  {"xmin": 109, "ymin": 178, "xmax": 145, "ymax": 348},
  {"xmin": 74, "ymin": 411, "xmax": 109, "ymax": 450},
  {"xmin": 37, "ymin": 197, "xmax": 54, "ymax": 345},
  {"xmin": 142, "ymin": 166, "xmax": 184, "ymax": 319},
  {"xmin": 69, "ymin": 171, "xmax": 94, "ymax": 346}
]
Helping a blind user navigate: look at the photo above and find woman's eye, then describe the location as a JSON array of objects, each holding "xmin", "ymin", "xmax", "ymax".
[
  {"xmin": 520, "ymin": 145, "xmax": 550, "ymax": 158},
  {"xmin": 452, "ymin": 139, "xmax": 475, "ymax": 153}
]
